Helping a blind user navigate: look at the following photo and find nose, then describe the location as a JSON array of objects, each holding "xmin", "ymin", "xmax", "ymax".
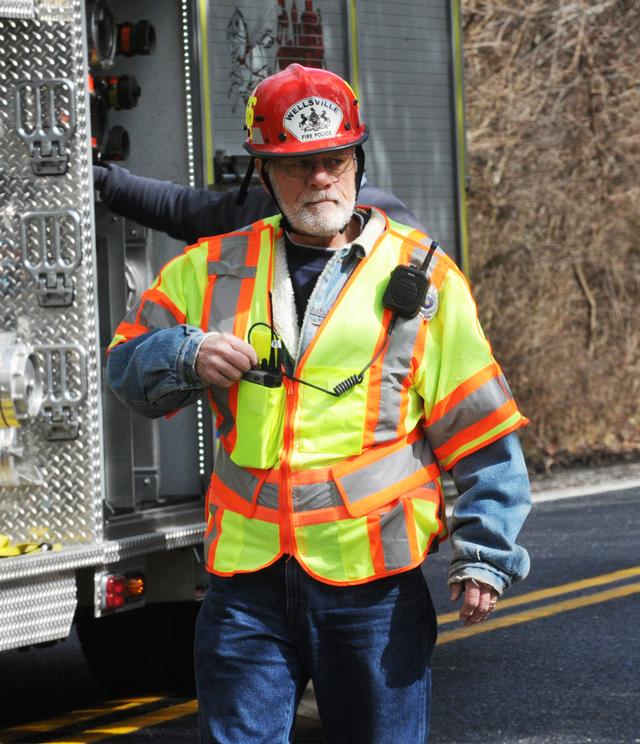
[{"xmin": 306, "ymin": 160, "xmax": 337, "ymax": 189}]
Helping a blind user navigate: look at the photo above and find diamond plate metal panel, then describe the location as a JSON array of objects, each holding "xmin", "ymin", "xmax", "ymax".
[
  {"xmin": 0, "ymin": 569, "xmax": 76, "ymax": 650},
  {"xmin": 0, "ymin": 520, "xmax": 205, "ymax": 581},
  {"xmin": 0, "ymin": 2, "xmax": 104, "ymax": 546},
  {"xmin": 0, "ymin": 1, "xmax": 35, "ymax": 20}
]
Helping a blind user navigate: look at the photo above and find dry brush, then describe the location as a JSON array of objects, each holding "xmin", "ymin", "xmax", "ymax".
[{"xmin": 462, "ymin": 0, "xmax": 640, "ymax": 470}]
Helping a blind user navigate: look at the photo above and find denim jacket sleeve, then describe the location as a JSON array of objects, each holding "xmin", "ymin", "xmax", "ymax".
[
  {"xmin": 107, "ymin": 324, "xmax": 206, "ymax": 418},
  {"xmin": 447, "ymin": 431, "xmax": 531, "ymax": 595}
]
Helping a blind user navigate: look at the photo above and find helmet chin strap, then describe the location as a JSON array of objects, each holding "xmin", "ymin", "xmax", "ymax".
[
  {"xmin": 258, "ymin": 162, "xmax": 296, "ymax": 233},
  {"xmin": 235, "ymin": 157, "xmax": 255, "ymax": 206},
  {"xmin": 256, "ymin": 146, "xmax": 367, "ymax": 239},
  {"xmin": 354, "ymin": 145, "xmax": 365, "ymax": 193}
]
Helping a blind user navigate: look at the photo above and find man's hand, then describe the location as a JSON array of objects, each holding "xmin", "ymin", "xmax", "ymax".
[
  {"xmin": 195, "ymin": 332, "xmax": 258, "ymax": 387},
  {"xmin": 450, "ymin": 579, "xmax": 498, "ymax": 627}
]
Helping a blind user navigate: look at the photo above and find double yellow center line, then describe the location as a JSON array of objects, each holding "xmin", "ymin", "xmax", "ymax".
[
  {"xmin": 46, "ymin": 701, "xmax": 199, "ymax": 744},
  {"xmin": 0, "ymin": 698, "xmax": 160, "ymax": 744},
  {"xmin": 1, "ymin": 565, "xmax": 638, "ymax": 742},
  {"xmin": 438, "ymin": 565, "xmax": 640, "ymax": 644}
]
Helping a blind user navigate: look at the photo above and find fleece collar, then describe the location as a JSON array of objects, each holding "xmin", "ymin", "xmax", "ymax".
[{"xmin": 270, "ymin": 207, "xmax": 387, "ymax": 360}]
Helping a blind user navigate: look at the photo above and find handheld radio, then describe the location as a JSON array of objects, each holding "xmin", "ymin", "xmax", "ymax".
[{"xmin": 382, "ymin": 241, "xmax": 438, "ymax": 318}]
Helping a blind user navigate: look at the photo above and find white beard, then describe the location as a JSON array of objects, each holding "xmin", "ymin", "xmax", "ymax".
[{"xmin": 273, "ymin": 184, "xmax": 356, "ymax": 237}]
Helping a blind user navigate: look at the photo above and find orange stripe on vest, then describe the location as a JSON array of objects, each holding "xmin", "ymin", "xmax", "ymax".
[
  {"xmin": 428, "ymin": 361, "xmax": 503, "ymax": 426},
  {"xmin": 433, "ymin": 399, "xmax": 519, "ymax": 462}
]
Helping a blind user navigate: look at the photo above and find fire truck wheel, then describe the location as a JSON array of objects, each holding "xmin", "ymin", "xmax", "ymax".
[{"xmin": 75, "ymin": 601, "xmax": 200, "ymax": 693}]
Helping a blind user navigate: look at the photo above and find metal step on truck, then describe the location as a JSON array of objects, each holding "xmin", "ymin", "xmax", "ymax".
[{"xmin": 0, "ymin": 0, "xmax": 466, "ymax": 687}]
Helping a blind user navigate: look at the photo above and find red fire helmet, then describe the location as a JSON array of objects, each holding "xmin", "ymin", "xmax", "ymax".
[{"xmin": 243, "ymin": 64, "xmax": 368, "ymax": 157}]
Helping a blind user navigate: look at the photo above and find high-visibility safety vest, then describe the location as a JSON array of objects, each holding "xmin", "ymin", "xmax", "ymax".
[{"xmin": 110, "ymin": 211, "xmax": 527, "ymax": 585}]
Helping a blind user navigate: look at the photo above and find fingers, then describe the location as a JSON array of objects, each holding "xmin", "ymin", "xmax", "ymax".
[
  {"xmin": 450, "ymin": 579, "xmax": 499, "ymax": 627},
  {"xmin": 195, "ymin": 332, "xmax": 259, "ymax": 387}
]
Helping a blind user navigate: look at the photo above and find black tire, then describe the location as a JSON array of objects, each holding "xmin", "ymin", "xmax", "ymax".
[{"xmin": 75, "ymin": 601, "xmax": 199, "ymax": 694}]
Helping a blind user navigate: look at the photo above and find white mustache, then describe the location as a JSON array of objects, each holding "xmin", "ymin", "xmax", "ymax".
[{"xmin": 304, "ymin": 192, "xmax": 340, "ymax": 204}]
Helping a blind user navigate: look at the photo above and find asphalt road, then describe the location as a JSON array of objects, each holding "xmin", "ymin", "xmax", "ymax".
[
  {"xmin": 427, "ymin": 487, "xmax": 640, "ymax": 744},
  {"xmin": 0, "ymin": 486, "xmax": 638, "ymax": 744}
]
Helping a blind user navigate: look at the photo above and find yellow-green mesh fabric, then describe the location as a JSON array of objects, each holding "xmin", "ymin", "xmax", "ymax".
[
  {"xmin": 295, "ymin": 517, "xmax": 374, "ymax": 582},
  {"xmin": 293, "ymin": 366, "xmax": 367, "ymax": 465},
  {"xmin": 213, "ymin": 510, "xmax": 280, "ymax": 573},
  {"xmin": 386, "ymin": 219, "xmax": 421, "ymax": 237},
  {"xmin": 414, "ymin": 268, "xmax": 497, "ymax": 419},
  {"xmin": 232, "ymin": 382, "xmax": 285, "ymax": 469},
  {"xmin": 245, "ymin": 224, "xmax": 276, "ymax": 341},
  {"xmin": 155, "ymin": 242, "xmax": 209, "ymax": 325},
  {"xmin": 412, "ymin": 499, "xmax": 440, "ymax": 556}
]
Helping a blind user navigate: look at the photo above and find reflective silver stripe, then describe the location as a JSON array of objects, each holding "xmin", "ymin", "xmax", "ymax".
[
  {"xmin": 410, "ymin": 242, "xmax": 427, "ymax": 270},
  {"xmin": 203, "ymin": 504, "xmax": 219, "ymax": 560},
  {"xmin": 379, "ymin": 502, "xmax": 412, "ymax": 570},
  {"xmin": 207, "ymin": 261, "xmax": 256, "ymax": 279},
  {"xmin": 337, "ymin": 438, "xmax": 435, "ymax": 509},
  {"xmin": 123, "ymin": 299, "xmax": 141, "ymax": 326},
  {"xmin": 410, "ymin": 240, "xmax": 440, "ymax": 278},
  {"xmin": 256, "ymin": 482, "xmax": 279, "ymax": 509},
  {"xmin": 214, "ymin": 446, "xmax": 279, "ymax": 510},
  {"xmin": 425, "ymin": 374, "xmax": 512, "ymax": 451},
  {"xmin": 223, "ymin": 234, "xmax": 252, "ymax": 264},
  {"xmin": 207, "ymin": 234, "xmax": 253, "ymax": 278},
  {"xmin": 374, "ymin": 247, "xmax": 443, "ymax": 441},
  {"xmin": 292, "ymin": 482, "xmax": 342, "ymax": 512},
  {"xmin": 374, "ymin": 314, "xmax": 422, "ymax": 440},
  {"xmin": 209, "ymin": 386, "xmax": 235, "ymax": 436},
  {"xmin": 207, "ymin": 235, "xmax": 253, "ymax": 335},
  {"xmin": 139, "ymin": 299, "xmax": 179, "ymax": 329},
  {"xmin": 214, "ymin": 446, "xmax": 259, "ymax": 504}
]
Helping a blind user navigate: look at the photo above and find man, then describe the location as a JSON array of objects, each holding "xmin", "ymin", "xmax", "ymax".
[
  {"xmin": 92, "ymin": 162, "xmax": 425, "ymax": 245},
  {"xmin": 108, "ymin": 64, "xmax": 531, "ymax": 743}
]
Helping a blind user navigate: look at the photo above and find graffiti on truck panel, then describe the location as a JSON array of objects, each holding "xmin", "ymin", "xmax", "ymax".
[
  {"xmin": 227, "ymin": 1, "xmax": 326, "ymax": 111},
  {"xmin": 227, "ymin": 8, "xmax": 274, "ymax": 111},
  {"xmin": 275, "ymin": 0, "xmax": 326, "ymax": 70}
]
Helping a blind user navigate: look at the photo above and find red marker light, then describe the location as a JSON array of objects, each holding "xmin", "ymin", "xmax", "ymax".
[
  {"xmin": 100, "ymin": 572, "xmax": 146, "ymax": 610},
  {"xmin": 103, "ymin": 574, "xmax": 126, "ymax": 609}
]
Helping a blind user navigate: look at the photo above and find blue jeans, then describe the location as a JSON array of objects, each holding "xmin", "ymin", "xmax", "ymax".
[{"xmin": 194, "ymin": 557, "xmax": 437, "ymax": 743}]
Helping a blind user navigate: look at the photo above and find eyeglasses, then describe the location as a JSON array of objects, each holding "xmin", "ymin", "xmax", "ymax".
[{"xmin": 266, "ymin": 152, "xmax": 356, "ymax": 179}]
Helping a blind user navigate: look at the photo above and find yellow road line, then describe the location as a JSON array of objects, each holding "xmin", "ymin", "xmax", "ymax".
[
  {"xmin": 47, "ymin": 700, "xmax": 198, "ymax": 743},
  {"xmin": 0, "ymin": 698, "xmax": 163, "ymax": 743},
  {"xmin": 5, "ymin": 568, "xmax": 638, "ymax": 741},
  {"xmin": 438, "ymin": 581, "xmax": 640, "ymax": 645},
  {"xmin": 438, "ymin": 565, "xmax": 640, "ymax": 626}
]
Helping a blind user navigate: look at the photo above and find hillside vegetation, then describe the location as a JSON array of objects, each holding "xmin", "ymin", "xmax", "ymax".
[{"xmin": 463, "ymin": 0, "xmax": 640, "ymax": 470}]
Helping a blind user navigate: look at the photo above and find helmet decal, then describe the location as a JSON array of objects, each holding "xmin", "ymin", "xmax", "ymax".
[
  {"xmin": 283, "ymin": 97, "xmax": 343, "ymax": 143},
  {"xmin": 245, "ymin": 93, "xmax": 258, "ymax": 137}
]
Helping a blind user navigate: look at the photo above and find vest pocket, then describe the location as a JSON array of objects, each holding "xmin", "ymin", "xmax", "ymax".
[
  {"xmin": 231, "ymin": 378, "xmax": 285, "ymax": 469},
  {"xmin": 295, "ymin": 366, "xmax": 366, "ymax": 456},
  {"xmin": 331, "ymin": 436, "xmax": 439, "ymax": 518}
]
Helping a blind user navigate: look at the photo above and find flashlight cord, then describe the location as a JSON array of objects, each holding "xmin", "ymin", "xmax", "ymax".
[{"xmin": 247, "ymin": 314, "xmax": 398, "ymax": 398}]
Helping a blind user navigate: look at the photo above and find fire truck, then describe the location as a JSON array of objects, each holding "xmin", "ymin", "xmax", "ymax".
[{"xmin": 0, "ymin": 0, "xmax": 466, "ymax": 685}]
